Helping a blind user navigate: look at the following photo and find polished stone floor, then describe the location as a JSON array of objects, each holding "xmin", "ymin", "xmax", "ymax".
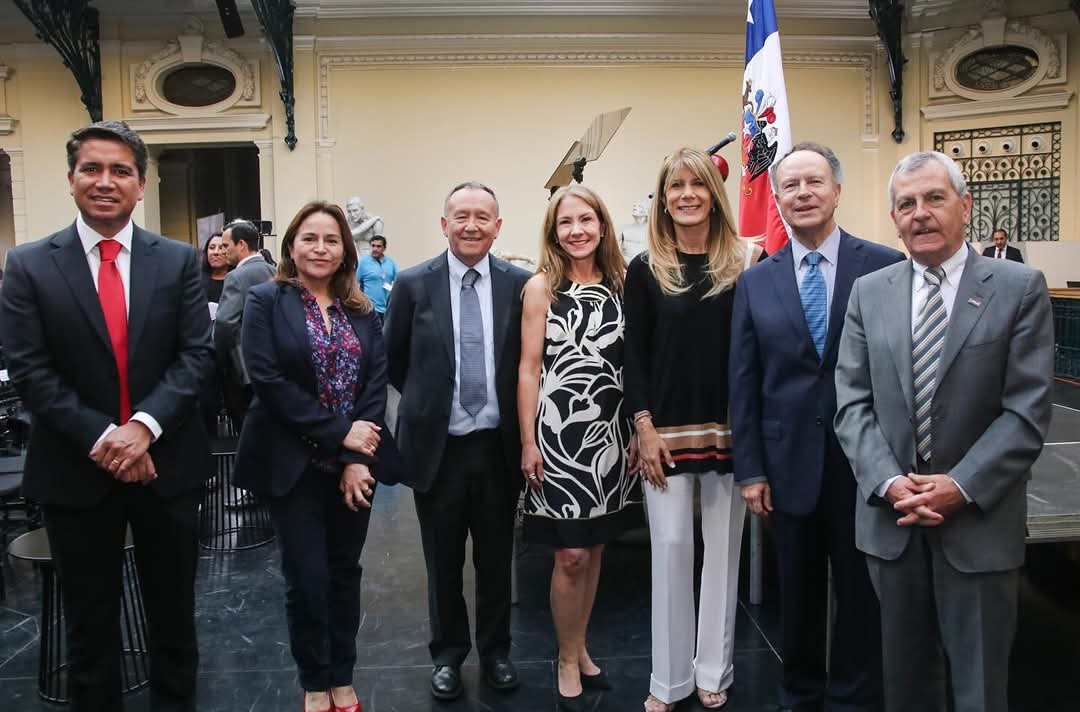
[{"xmin": 1, "ymin": 390, "xmax": 1079, "ymax": 710}]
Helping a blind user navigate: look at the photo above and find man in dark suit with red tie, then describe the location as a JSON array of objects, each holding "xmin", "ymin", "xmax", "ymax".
[
  {"xmin": 981, "ymin": 229, "xmax": 1024, "ymax": 263},
  {"xmin": 0, "ymin": 121, "xmax": 212, "ymax": 711}
]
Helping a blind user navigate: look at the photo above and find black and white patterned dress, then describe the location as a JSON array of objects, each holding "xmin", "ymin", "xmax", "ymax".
[{"xmin": 523, "ymin": 281, "xmax": 643, "ymax": 547}]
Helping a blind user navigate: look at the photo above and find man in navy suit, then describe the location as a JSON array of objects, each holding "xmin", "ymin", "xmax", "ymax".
[
  {"xmin": 730, "ymin": 143, "xmax": 904, "ymax": 712},
  {"xmin": 383, "ymin": 181, "xmax": 530, "ymax": 701},
  {"xmin": 0, "ymin": 121, "xmax": 211, "ymax": 711},
  {"xmin": 981, "ymin": 228, "xmax": 1024, "ymax": 263}
]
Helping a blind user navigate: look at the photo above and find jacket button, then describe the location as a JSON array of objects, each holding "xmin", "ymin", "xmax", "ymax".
[{"xmin": 815, "ymin": 417, "xmax": 823, "ymax": 426}]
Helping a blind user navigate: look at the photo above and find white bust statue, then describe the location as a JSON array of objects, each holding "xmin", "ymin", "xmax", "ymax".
[
  {"xmin": 619, "ymin": 199, "xmax": 650, "ymax": 261},
  {"xmin": 345, "ymin": 196, "xmax": 384, "ymax": 257}
]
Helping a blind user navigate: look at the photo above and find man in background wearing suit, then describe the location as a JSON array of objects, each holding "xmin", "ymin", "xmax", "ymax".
[
  {"xmin": 730, "ymin": 143, "xmax": 903, "ymax": 712},
  {"xmin": 215, "ymin": 219, "xmax": 275, "ymax": 431},
  {"xmin": 384, "ymin": 181, "xmax": 530, "ymax": 701},
  {"xmin": 982, "ymin": 228, "xmax": 1024, "ymax": 263},
  {"xmin": 0, "ymin": 121, "xmax": 212, "ymax": 711},
  {"xmin": 835, "ymin": 151, "xmax": 1053, "ymax": 712}
]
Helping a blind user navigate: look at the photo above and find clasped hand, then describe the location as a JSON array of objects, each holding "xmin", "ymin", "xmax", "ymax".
[
  {"xmin": 340, "ymin": 463, "xmax": 375, "ymax": 511},
  {"xmin": 887, "ymin": 473, "xmax": 966, "ymax": 527},
  {"xmin": 343, "ymin": 420, "xmax": 380, "ymax": 455},
  {"xmin": 89, "ymin": 421, "xmax": 157, "ymax": 484}
]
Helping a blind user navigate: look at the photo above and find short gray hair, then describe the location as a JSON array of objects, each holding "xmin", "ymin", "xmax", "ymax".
[
  {"xmin": 887, "ymin": 151, "xmax": 968, "ymax": 206},
  {"xmin": 770, "ymin": 141, "xmax": 843, "ymax": 192},
  {"xmin": 443, "ymin": 180, "xmax": 499, "ymax": 216}
]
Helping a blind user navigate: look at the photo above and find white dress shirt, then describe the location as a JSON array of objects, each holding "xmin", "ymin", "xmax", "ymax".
[
  {"xmin": 76, "ymin": 214, "xmax": 162, "ymax": 442},
  {"xmin": 446, "ymin": 251, "xmax": 500, "ymax": 435},
  {"xmin": 791, "ymin": 225, "xmax": 841, "ymax": 331},
  {"xmin": 876, "ymin": 242, "xmax": 970, "ymax": 501},
  {"xmin": 236, "ymin": 253, "xmax": 260, "ymax": 269}
]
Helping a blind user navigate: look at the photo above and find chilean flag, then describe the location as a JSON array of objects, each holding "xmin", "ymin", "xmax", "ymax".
[{"xmin": 739, "ymin": 0, "xmax": 792, "ymax": 254}]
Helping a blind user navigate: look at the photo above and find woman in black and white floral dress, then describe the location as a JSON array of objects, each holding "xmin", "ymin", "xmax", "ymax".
[{"xmin": 518, "ymin": 184, "xmax": 642, "ymax": 712}]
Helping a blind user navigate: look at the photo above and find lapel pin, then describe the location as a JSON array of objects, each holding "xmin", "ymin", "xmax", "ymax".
[{"xmin": 967, "ymin": 297, "xmax": 982, "ymax": 307}]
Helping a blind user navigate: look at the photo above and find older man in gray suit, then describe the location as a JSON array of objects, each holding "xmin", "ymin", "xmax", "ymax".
[{"xmin": 834, "ymin": 151, "xmax": 1053, "ymax": 712}]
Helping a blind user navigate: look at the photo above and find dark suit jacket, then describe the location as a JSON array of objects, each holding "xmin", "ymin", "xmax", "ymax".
[
  {"xmin": 383, "ymin": 251, "xmax": 530, "ymax": 494},
  {"xmin": 835, "ymin": 249, "xmax": 1053, "ymax": 572},
  {"xmin": 214, "ymin": 254, "xmax": 277, "ymax": 383},
  {"xmin": 982, "ymin": 244, "xmax": 1024, "ymax": 263},
  {"xmin": 730, "ymin": 231, "xmax": 905, "ymax": 515},
  {"xmin": 233, "ymin": 281, "xmax": 399, "ymax": 497},
  {"xmin": 0, "ymin": 224, "xmax": 213, "ymax": 507}
]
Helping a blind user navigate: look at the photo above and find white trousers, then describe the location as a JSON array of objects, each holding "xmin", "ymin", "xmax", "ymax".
[{"xmin": 644, "ymin": 472, "xmax": 745, "ymax": 703}]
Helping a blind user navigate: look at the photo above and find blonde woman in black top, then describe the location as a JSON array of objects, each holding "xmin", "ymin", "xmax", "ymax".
[{"xmin": 624, "ymin": 148, "xmax": 763, "ymax": 712}]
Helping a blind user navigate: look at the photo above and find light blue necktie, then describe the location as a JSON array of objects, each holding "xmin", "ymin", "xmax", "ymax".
[
  {"xmin": 800, "ymin": 251, "xmax": 827, "ymax": 358},
  {"xmin": 459, "ymin": 268, "xmax": 487, "ymax": 416}
]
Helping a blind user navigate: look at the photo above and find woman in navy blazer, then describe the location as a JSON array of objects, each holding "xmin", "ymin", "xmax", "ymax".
[{"xmin": 234, "ymin": 200, "xmax": 396, "ymax": 712}]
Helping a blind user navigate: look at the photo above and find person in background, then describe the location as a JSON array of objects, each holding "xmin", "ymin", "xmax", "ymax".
[
  {"xmin": 356, "ymin": 235, "xmax": 397, "ymax": 315},
  {"xmin": 624, "ymin": 147, "xmax": 763, "ymax": 712},
  {"xmin": 835, "ymin": 151, "xmax": 1053, "ymax": 712},
  {"xmin": 981, "ymin": 228, "xmax": 1024, "ymax": 263},
  {"xmin": 233, "ymin": 200, "xmax": 397, "ymax": 712},
  {"xmin": 518, "ymin": 185, "xmax": 642, "ymax": 712},
  {"xmin": 215, "ymin": 220, "xmax": 275, "ymax": 431},
  {"xmin": 730, "ymin": 142, "xmax": 904, "ymax": 712},
  {"xmin": 199, "ymin": 231, "xmax": 230, "ymax": 433},
  {"xmin": 260, "ymin": 247, "xmax": 277, "ymax": 267}
]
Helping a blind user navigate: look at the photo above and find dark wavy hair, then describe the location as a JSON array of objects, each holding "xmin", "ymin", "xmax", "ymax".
[{"xmin": 274, "ymin": 201, "xmax": 371, "ymax": 314}]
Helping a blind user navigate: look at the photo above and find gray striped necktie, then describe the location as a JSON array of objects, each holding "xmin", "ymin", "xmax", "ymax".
[
  {"xmin": 459, "ymin": 268, "xmax": 487, "ymax": 416},
  {"xmin": 913, "ymin": 266, "xmax": 947, "ymax": 462}
]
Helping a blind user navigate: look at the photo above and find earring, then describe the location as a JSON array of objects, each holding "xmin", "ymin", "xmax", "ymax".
[{"xmin": 663, "ymin": 206, "xmax": 669, "ymax": 214}]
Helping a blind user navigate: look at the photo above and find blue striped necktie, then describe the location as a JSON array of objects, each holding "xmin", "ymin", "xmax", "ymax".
[
  {"xmin": 913, "ymin": 267, "xmax": 948, "ymax": 462},
  {"xmin": 800, "ymin": 251, "xmax": 827, "ymax": 358}
]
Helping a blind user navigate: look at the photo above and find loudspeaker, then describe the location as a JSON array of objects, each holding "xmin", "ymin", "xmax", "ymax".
[
  {"xmin": 215, "ymin": 0, "xmax": 245, "ymax": 39},
  {"xmin": 258, "ymin": 221, "xmax": 273, "ymax": 236}
]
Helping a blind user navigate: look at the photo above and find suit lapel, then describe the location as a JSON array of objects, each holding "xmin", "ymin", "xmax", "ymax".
[
  {"xmin": 50, "ymin": 225, "xmax": 112, "ymax": 353},
  {"xmin": 279, "ymin": 284, "xmax": 315, "ymax": 374},
  {"xmin": 766, "ymin": 243, "xmax": 817, "ymax": 353},
  {"xmin": 126, "ymin": 228, "xmax": 158, "ymax": 357},
  {"xmin": 884, "ymin": 264, "xmax": 916, "ymax": 416},
  {"xmin": 824, "ymin": 231, "xmax": 867, "ymax": 359},
  {"xmin": 935, "ymin": 249, "xmax": 993, "ymax": 387},
  {"xmin": 423, "ymin": 253, "xmax": 456, "ymax": 369},
  {"xmin": 490, "ymin": 257, "xmax": 513, "ymax": 372}
]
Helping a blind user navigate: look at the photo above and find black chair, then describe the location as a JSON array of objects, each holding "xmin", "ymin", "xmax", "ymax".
[
  {"xmin": 198, "ymin": 436, "xmax": 274, "ymax": 551},
  {"xmin": 7, "ymin": 527, "xmax": 150, "ymax": 702}
]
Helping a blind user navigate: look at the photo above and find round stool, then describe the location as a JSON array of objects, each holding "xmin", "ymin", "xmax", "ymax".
[
  {"xmin": 7, "ymin": 527, "xmax": 150, "ymax": 703},
  {"xmin": 198, "ymin": 436, "xmax": 274, "ymax": 551}
]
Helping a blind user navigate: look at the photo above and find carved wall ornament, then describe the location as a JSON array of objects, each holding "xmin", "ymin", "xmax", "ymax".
[
  {"xmin": 929, "ymin": 18, "xmax": 1066, "ymax": 102},
  {"xmin": 130, "ymin": 24, "xmax": 261, "ymax": 117}
]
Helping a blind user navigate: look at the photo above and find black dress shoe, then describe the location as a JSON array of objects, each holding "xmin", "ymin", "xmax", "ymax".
[
  {"xmin": 580, "ymin": 669, "xmax": 612, "ymax": 691},
  {"xmin": 430, "ymin": 665, "xmax": 463, "ymax": 700},
  {"xmin": 481, "ymin": 657, "xmax": 519, "ymax": 690}
]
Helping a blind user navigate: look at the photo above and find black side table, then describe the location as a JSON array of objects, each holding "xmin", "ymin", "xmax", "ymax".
[
  {"xmin": 198, "ymin": 436, "xmax": 274, "ymax": 551},
  {"xmin": 7, "ymin": 527, "xmax": 150, "ymax": 703}
]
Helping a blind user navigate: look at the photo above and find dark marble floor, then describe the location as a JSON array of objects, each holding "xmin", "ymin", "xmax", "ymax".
[{"xmin": 2, "ymin": 428, "xmax": 1080, "ymax": 710}]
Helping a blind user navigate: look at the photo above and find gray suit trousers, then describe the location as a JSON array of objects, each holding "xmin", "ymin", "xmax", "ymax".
[{"xmin": 866, "ymin": 528, "xmax": 1018, "ymax": 712}]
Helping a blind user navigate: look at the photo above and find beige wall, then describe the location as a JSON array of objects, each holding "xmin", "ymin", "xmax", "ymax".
[{"xmin": 0, "ymin": 11, "xmax": 1076, "ymax": 275}]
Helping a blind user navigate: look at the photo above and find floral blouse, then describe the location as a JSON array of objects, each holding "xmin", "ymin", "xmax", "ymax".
[{"xmin": 297, "ymin": 283, "xmax": 363, "ymax": 471}]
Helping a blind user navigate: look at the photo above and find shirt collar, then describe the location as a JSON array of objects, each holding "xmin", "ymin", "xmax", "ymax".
[
  {"xmin": 911, "ymin": 242, "xmax": 968, "ymax": 285},
  {"xmin": 447, "ymin": 250, "xmax": 490, "ymax": 282},
  {"xmin": 76, "ymin": 213, "xmax": 134, "ymax": 256},
  {"xmin": 791, "ymin": 224, "xmax": 841, "ymax": 267},
  {"xmin": 237, "ymin": 253, "xmax": 260, "ymax": 267}
]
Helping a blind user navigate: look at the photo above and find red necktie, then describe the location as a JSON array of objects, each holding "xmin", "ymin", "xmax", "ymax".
[{"xmin": 97, "ymin": 239, "xmax": 131, "ymax": 423}]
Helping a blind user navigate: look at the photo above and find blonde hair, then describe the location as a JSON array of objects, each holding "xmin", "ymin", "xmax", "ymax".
[
  {"xmin": 536, "ymin": 185, "xmax": 626, "ymax": 302},
  {"xmin": 275, "ymin": 201, "xmax": 372, "ymax": 314},
  {"xmin": 646, "ymin": 147, "xmax": 746, "ymax": 298}
]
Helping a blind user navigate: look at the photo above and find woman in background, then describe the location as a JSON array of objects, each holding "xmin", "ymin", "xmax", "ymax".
[
  {"xmin": 234, "ymin": 200, "xmax": 397, "ymax": 712},
  {"xmin": 624, "ymin": 148, "xmax": 764, "ymax": 712},
  {"xmin": 519, "ymin": 185, "xmax": 641, "ymax": 712},
  {"xmin": 199, "ymin": 231, "xmax": 230, "ymax": 432}
]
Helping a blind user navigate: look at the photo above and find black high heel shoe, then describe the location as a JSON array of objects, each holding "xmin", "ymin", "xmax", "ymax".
[
  {"xmin": 580, "ymin": 669, "xmax": 612, "ymax": 691},
  {"xmin": 557, "ymin": 690, "xmax": 587, "ymax": 712}
]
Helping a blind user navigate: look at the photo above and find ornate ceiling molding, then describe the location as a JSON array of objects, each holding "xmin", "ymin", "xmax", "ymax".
[
  {"xmin": 121, "ymin": 113, "xmax": 271, "ymax": 133},
  {"xmin": 920, "ymin": 89, "xmax": 1073, "ymax": 120},
  {"xmin": 314, "ymin": 33, "xmax": 878, "ymax": 140}
]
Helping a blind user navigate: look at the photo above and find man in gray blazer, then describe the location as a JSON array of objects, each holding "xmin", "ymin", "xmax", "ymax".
[
  {"xmin": 214, "ymin": 219, "xmax": 275, "ymax": 431},
  {"xmin": 834, "ymin": 151, "xmax": 1053, "ymax": 712},
  {"xmin": 383, "ymin": 181, "xmax": 530, "ymax": 701}
]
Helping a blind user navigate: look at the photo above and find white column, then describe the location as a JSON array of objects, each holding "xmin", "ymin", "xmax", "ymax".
[
  {"xmin": 315, "ymin": 138, "xmax": 335, "ymax": 201},
  {"xmin": 253, "ymin": 138, "xmax": 277, "ymax": 255},
  {"xmin": 138, "ymin": 149, "xmax": 162, "ymax": 235},
  {"xmin": 6, "ymin": 148, "xmax": 26, "ymax": 245}
]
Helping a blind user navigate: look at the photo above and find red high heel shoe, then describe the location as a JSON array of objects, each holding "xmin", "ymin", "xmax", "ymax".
[{"xmin": 330, "ymin": 691, "xmax": 361, "ymax": 712}]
